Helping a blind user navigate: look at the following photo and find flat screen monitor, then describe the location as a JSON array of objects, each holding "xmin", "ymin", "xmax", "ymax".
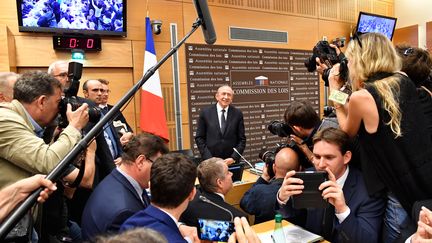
[
  {"xmin": 356, "ymin": 11, "xmax": 397, "ymax": 40},
  {"xmin": 16, "ymin": 0, "xmax": 127, "ymax": 37}
]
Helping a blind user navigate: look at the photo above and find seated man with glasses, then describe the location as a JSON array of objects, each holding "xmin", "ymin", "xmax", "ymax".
[{"xmin": 81, "ymin": 132, "xmax": 168, "ymax": 241}]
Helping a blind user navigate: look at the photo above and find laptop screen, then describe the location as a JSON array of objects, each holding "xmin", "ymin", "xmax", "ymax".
[{"xmin": 228, "ymin": 163, "xmax": 245, "ymax": 182}]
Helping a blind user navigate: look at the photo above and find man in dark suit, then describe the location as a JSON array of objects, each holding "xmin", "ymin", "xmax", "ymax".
[
  {"xmin": 240, "ymin": 147, "xmax": 300, "ymax": 224},
  {"xmin": 98, "ymin": 78, "xmax": 133, "ymax": 146},
  {"xmin": 277, "ymin": 128, "xmax": 386, "ymax": 243},
  {"xmin": 81, "ymin": 133, "xmax": 168, "ymax": 240},
  {"xmin": 180, "ymin": 157, "xmax": 247, "ymax": 227},
  {"xmin": 121, "ymin": 153, "xmax": 199, "ymax": 243},
  {"xmin": 195, "ymin": 85, "xmax": 246, "ymax": 165}
]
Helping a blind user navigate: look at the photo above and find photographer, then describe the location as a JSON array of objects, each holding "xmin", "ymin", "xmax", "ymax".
[
  {"xmin": 327, "ymin": 33, "xmax": 432, "ymax": 242},
  {"xmin": 240, "ymin": 147, "xmax": 300, "ymax": 224},
  {"xmin": 0, "ymin": 71, "xmax": 89, "ymax": 241},
  {"xmin": 283, "ymin": 100, "xmax": 338, "ymax": 166},
  {"xmin": 0, "ymin": 71, "xmax": 89, "ymax": 188},
  {"xmin": 277, "ymin": 128, "xmax": 386, "ymax": 243}
]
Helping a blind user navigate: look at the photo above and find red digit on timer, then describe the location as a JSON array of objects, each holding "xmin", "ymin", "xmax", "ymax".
[
  {"xmin": 69, "ymin": 38, "xmax": 77, "ymax": 48},
  {"xmin": 87, "ymin": 39, "xmax": 94, "ymax": 48}
]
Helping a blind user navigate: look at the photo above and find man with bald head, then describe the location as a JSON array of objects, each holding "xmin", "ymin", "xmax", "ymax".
[
  {"xmin": 83, "ymin": 79, "xmax": 123, "ymax": 160},
  {"xmin": 0, "ymin": 72, "xmax": 19, "ymax": 102},
  {"xmin": 240, "ymin": 147, "xmax": 300, "ymax": 223}
]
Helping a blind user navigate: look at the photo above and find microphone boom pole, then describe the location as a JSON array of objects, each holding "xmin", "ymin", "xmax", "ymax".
[{"xmin": 0, "ymin": 17, "xmax": 205, "ymax": 240}]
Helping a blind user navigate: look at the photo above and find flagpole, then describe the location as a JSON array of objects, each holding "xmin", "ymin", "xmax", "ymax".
[{"xmin": 0, "ymin": 17, "xmax": 205, "ymax": 240}]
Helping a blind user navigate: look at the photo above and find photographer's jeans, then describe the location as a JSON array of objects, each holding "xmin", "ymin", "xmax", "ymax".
[{"xmin": 382, "ymin": 193, "xmax": 410, "ymax": 243}]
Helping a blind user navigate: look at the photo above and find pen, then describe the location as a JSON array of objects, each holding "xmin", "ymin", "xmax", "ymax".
[{"xmin": 271, "ymin": 234, "xmax": 276, "ymax": 243}]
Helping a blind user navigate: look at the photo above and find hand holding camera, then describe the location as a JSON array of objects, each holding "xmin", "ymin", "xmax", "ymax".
[{"xmin": 66, "ymin": 103, "xmax": 89, "ymax": 131}]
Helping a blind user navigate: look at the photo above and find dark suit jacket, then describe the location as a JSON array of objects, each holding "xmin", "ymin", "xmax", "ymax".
[
  {"xmin": 195, "ymin": 104, "xmax": 246, "ymax": 161},
  {"xmin": 240, "ymin": 177, "xmax": 283, "ymax": 224},
  {"xmin": 180, "ymin": 190, "xmax": 247, "ymax": 228},
  {"xmin": 278, "ymin": 167, "xmax": 386, "ymax": 243},
  {"xmin": 81, "ymin": 169, "xmax": 149, "ymax": 240},
  {"xmin": 121, "ymin": 205, "xmax": 187, "ymax": 243}
]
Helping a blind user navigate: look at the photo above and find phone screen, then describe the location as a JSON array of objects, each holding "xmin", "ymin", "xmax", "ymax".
[{"xmin": 197, "ymin": 218, "xmax": 235, "ymax": 242}]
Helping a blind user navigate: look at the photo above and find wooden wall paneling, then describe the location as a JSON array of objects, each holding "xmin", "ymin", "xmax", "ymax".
[
  {"xmin": 0, "ymin": 1, "xmax": 19, "ymax": 35},
  {"xmin": 358, "ymin": 0, "xmax": 372, "ymax": 13},
  {"xmin": 373, "ymin": 0, "xmax": 394, "ymax": 16},
  {"xmin": 296, "ymin": 0, "xmax": 318, "ymax": 17},
  {"xmin": 0, "ymin": 25, "xmax": 16, "ymax": 72},
  {"xmin": 273, "ymin": 0, "xmax": 295, "ymax": 13},
  {"xmin": 127, "ymin": 0, "xmax": 184, "ymax": 41},
  {"xmin": 393, "ymin": 25, "xmax": 418, "ymax": 47},
  {"xmin": 427, "ymin": 22, "xmax": 432, "ymax": 51},
  {"xmin": 182, "ymin": 2, "xmax": 320, "ymax": 49},
  {"xmin": 319, "ymin": 0, "xmax": 338, "ymax": 20},
  {"xmin": 339, "ymin": 0, "xmax": 357, "ymax": 23},
  {"xmin": 14, "ymin": 36, "xmax": 133, "ymax": 67}
]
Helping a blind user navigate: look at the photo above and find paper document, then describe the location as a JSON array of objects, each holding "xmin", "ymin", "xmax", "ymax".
[{"xmin": 257, "ymin": 224, "xmax": 323, "ymax": 243}]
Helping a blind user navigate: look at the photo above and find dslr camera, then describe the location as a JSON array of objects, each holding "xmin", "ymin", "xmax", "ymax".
[
  {"xmin": 304, "ymin": 39, "xmax": 349, "ymax": 85},
  {"xmin": 57, "ymin": 62, "xmax": 101, "ymax": 128},
  {"xmin": 258, "ymin": 144, "xmax": 293, "ymax": 179}
]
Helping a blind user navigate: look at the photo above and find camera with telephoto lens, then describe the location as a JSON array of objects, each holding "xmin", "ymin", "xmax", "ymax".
[
  {"xmin": 57, "ymin": 62, "xmax": 101, "ymax": 128},
  {"xmin": 304, "ymin": 40, "xmax": 349, "ymax": 86},
  {"xmin": 267, "ymin": 120, "xmax": 294, "ymax": 137},
  {"xmin": 258, "ymin": 143, "xmax": 294, "ymax": 178}
]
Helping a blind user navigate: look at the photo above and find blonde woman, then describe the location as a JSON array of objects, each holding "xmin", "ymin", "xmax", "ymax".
[{"xmin": 328, "ymin": 33, "xmax": 432, "ymax": 242}]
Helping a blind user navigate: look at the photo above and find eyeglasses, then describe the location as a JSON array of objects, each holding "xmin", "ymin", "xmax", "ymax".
[
  {"xmin": 53, "ymin": 72, "xmax": 68, "ymax": 78},
  {"xmin": 147, "ymin": 158, "xmax": 154, "ymax": 163}
]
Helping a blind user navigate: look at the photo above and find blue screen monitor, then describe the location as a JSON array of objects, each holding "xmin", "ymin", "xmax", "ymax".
[
  {"xmin": 356, "ymin": 12, "xmax": 397, "ymax": 40},
  {"xmin": 16, "ymin": 0, "xmax": 127, "ymax": 37}
]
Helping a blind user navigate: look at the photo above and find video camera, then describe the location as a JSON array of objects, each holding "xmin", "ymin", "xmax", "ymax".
[
  {"xmin": 267, "ymin": 120, "xmax": 293, "ymax": 138},
  {"xmin": 304, "ymin": 39, "xmax": 349, "ymax": 86},
  {"xmin": 57, "ymin": 62, "xmax": 101, "ymax": 128},
  {"xmin": 258, "ymin": 143, "xmax": 294, "ymax": 178}
]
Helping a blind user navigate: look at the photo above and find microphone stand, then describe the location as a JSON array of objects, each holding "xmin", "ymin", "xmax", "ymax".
[{"xmin": 0, "ymin": 17, "xmax": 205, "ymax": 240}]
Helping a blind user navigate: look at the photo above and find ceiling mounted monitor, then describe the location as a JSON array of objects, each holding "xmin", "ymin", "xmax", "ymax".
[{"xmin": 17, "ymin": 0, "xmax": 127, "ymax": 37}]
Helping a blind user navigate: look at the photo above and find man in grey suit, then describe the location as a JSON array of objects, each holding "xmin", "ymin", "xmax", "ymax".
[{"xmin": 195, "ymin": 85, "xmax": 246, "ymax": 165}]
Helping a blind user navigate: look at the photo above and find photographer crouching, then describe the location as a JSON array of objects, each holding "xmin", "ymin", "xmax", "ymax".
[
  {"xmin": 240, "ymin": 146, "xmax": 301, "ymax": 224},
  {"xmin": 282, "ymin": 100, "xmax": 338, "ymax": 166}
]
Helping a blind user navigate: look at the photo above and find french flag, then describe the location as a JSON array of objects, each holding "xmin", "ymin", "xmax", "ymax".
[{"xmin": 140, "ymin": 17, "xmax": 169, "ymax": 141}]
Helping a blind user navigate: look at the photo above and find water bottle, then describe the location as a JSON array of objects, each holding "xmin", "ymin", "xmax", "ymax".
[{"xmin": 272, "ymin": 213, "xmax": 286, "ymax": 243}]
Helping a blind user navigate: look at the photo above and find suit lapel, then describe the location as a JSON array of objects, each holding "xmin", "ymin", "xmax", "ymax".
[
  {"xmin": 112, "ymin": 169, "xmax": 146, "ymax": 206},
  {"xmin": 342, "ymin": 168, "xmax": 356, "ymax": 205},
  {"xmin": 211, "ymin": 105, "xmax": 224, "ymax": 136},
  {"xmin": 146, "ymin": 205, "xmax": 182, "ymax": 234}
]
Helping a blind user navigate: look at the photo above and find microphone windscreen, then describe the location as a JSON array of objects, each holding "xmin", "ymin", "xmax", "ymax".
[{"xmin": 193, "ymin": 0, "xmax": 217, "ymax": 45}]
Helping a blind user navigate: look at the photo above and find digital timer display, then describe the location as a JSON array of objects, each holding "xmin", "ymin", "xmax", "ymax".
[{"xmin": 53, "ymin": 36, "xmax": 102, "ymax": 51}]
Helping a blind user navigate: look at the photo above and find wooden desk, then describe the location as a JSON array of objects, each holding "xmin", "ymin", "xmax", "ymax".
[
  {"xmin": 225, "ymin": 170, "xmax": 259, "ymax": 207},
  {"xmin": 252, "ymin": 220, "xmax": 329, "ymax": 242},
  {"xmin": 252, "ymin": 219, "xmax": 291, "ymax": 233}
]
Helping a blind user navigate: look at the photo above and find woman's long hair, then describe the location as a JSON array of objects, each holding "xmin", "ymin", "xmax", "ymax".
[{"xmin": 345, "ymin": 33, "xmax": 403, "ymax": 137}]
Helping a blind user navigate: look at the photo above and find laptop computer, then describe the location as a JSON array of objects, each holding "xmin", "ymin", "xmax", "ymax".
[{"xmin": 228, "ymin": 162, "xmax": 245, "ymax": 182}]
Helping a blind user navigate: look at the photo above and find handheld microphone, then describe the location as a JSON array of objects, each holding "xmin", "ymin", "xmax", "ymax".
[
  {"xmin": 233, "ymin": 148, "xmax": 254, "ymax": 169},
  {"xmin": 199, "ymin": 195, "xmax": 233, "ymax": 221},
  {"xmin": 193, "ymin": 0, "xmax": 217, "ymax": 44}
]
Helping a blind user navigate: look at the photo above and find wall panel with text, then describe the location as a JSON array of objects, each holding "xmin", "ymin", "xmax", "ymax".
[{"xmin": 186, "ymin": 44, "xmax": 320, "ymax": 162}]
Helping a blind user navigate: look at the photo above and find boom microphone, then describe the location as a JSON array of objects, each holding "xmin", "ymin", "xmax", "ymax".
[
  {"xmin": 199, "ymin": 195, "xmax": 233, "ymax": 221},
  {"xmin": 193, "ymin": 0, "xmax": 217, "ymax": 44},
  {"xmin": 233, "ymin": 148, "xmax": 254, "ymax": 169}
]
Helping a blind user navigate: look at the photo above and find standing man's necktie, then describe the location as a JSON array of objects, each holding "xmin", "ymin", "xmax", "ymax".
[{"xmin": 220, "ymin": 109, "xmax": 226, "ymax": 133}]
